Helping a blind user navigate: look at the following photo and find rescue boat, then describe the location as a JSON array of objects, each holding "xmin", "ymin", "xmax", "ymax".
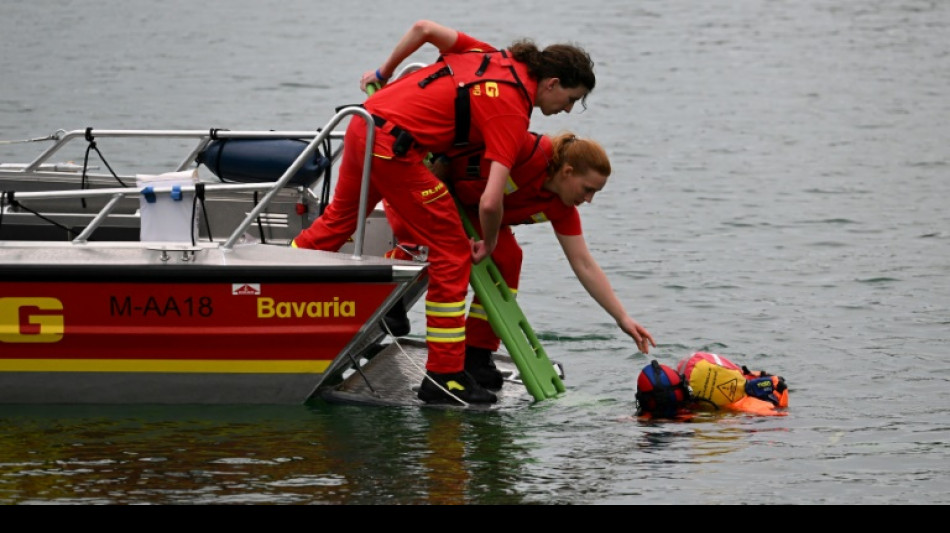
[{"xmin": 0, "ymin": 108, "xmax": 437, "ymax": 405}]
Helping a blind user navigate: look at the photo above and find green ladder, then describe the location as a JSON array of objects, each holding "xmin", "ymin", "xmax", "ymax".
[{"xmin": 457, "ymin": 204, "xmax": 565, "ymax": 401}]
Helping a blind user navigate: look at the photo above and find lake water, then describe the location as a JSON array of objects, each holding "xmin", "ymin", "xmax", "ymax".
[{"xmin": 1, "ymin": 0, "xmax": 948, "ymax": 505}]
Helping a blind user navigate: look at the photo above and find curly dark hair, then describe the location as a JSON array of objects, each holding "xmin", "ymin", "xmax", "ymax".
[{"xmin": 508, "ymin": 39, "xmax": 595, "ymax": 108}]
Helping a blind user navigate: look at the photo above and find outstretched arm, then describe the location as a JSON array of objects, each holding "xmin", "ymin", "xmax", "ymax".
[
  {"xmin": 472, "ymin": 160, "xmax": 508, "ymax": 263},
  {"xmin": 555, "ymin": 231, "xmax": 657, "ymax": 354},
  {"xmin": 361, "ymin": 20, "xmax": 460, "ymax": 92}
]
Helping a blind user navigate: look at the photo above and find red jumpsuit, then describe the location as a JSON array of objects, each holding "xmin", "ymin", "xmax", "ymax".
[
  {"xmin": 386, "ymin": 132, "xmax": 582, "ymax": 353},
  {"xmin": 294, "ymin": 33, "xmax": 538, "ymax": 374}
]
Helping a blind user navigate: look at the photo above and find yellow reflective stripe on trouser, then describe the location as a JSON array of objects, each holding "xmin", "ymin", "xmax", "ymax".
[
  {"xmin": 468, "ymin": 288, "xmax": 517, "ymax": 323},
  {"xmin": 425, "ymin": 300, "xmax": 466, "ymax": 318},
  {"xmin": 469, "ymin": 302, "xmax": 489, "ymax": 322},
  {"xmin": 426, "ymin": 326, "xmax": 466, "ymax": 343}
]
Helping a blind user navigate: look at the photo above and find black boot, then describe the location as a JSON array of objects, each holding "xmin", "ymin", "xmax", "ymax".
[
  {"xmin": 381, "ymin": 300, "xmax": 410, "ymax": 337},
  {"xmin": 417, "ymin": 370, "xmax": 497, "ymax": 405},
  {"xmin": 464, "ymin": 346, "xmax": 504, "ymax": 390}
]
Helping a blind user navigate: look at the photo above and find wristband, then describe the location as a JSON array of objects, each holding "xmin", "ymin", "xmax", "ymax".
[{"xmin": 375, "ymin": 68, "xmax": 389, "ymax": 81}]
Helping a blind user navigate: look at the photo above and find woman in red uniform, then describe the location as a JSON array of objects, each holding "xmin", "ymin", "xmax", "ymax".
[
  {"xmin": 293, "ymin": 20, "xmax": 596, "ymax": 405},
  {"xmin": 385, "ymin": 131, "xmax": 657, "ymax": 390}
]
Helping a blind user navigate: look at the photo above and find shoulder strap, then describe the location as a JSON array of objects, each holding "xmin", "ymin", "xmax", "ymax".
[
  {"xmin": 499, "ymin": 50, "xmax": 533, "ymax": 113},
  {"xmin": 418, "ymin": 65, "xmax": 453, "ymax": 89},
  {"xmin": 454, "ymin": 84, "xmax": 472, "ymax": 147},
  {"xmin": 525, "ymin": 131, "xmax": 543, "ymax": 160}
]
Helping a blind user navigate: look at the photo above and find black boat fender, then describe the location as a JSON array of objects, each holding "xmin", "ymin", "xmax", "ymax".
[{"xmin": 196, "ymin": 138, "xmax": 330, "ymax": 188}]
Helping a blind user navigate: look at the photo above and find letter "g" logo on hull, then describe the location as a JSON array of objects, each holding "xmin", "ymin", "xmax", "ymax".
[{"xmin": 0, "ymin": 297, "xmax": 65, "ymax": 343}]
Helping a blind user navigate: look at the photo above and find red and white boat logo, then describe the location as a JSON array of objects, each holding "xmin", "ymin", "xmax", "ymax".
[{"xmin": 232, "ymin": 283, "xmax": 261, "ymax": 296}]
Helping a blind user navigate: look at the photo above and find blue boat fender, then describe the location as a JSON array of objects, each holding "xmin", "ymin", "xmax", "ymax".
[{"xmin": 196, "ymin": 138, "xmax": 330, "ymax": 188}]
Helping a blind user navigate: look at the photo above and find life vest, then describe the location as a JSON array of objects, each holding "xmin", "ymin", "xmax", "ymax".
[
  {"xmin": 676, "ymin": 352, "xmax": 789, "ymax": 415},
  {"xmin": 418, "ymin": 49, "xmax": 534, "ymax": 148}
]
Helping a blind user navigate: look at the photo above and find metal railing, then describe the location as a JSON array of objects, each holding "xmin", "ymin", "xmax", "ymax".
[{"xmin": 0, "ymin": 105, "xmax": 377, "ymax": 256}]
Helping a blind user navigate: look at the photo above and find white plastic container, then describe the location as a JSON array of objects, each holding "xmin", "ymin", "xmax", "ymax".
[{"xmin": 136, "ymin": 169, "xmax": 200, "ymax": 242}]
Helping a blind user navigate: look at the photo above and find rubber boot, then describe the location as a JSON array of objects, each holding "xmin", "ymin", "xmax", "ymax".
[
  {"xmin": 417, "ymin": 370, "xmax": 497, "ymax": 405},
  {"xmin": 464, "ymin": 346, "xmax": 504, "ymax": 390}
]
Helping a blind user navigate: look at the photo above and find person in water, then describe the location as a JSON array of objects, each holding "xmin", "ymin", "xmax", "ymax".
[
  {"xmin": 292, "ymin": 20, "xmax": 596, "ymax": 405},
  {"xmin": 383, "ymin": 130, "xmax": 656, "ymax": 391},
  {"xmin": 635, "ymin": 352, "xmax": 789, "ymax": 419}
]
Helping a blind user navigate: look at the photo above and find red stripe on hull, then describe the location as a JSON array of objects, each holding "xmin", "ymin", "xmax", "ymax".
[{"xmin": 0, "ymin": 281, "xmax": 398, "ymax": 361}]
